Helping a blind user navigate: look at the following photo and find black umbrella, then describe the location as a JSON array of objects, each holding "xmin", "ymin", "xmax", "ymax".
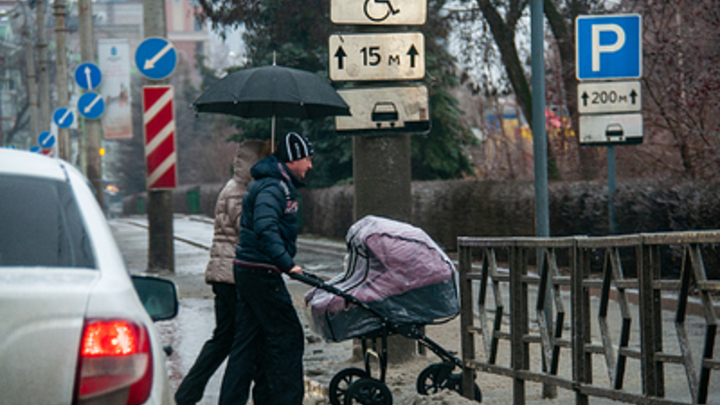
[{"xmin": 193, "ymin": 65, "xmax": 350, "ymax": 149}]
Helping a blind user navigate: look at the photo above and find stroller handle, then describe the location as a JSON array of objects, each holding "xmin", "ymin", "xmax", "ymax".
[
  {"xmin": 288, "ymin": 270, "xmax": 326, "ymax": 288},
  {"xmin": 289, "ymin": 271, "xmax": 380, "ymax": 316}
]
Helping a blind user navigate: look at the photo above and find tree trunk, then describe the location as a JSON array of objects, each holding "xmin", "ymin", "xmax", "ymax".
[
  {"xmin": 478, "ymin": 0, "xmax": 533, "ymax": 125},
  {"xmin": 543, "ymin": 0, "xmax": 598, "ymax": 180}
]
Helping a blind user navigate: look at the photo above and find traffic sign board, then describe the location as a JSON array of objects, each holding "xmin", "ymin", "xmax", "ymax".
[
  {"xmin": 329, "ymin": 32, "xmax": 425, "ymax": 82},
  {"xmin": 135, "ymin": 37, "xmax": 178, "ymax": 81},
  {"xmin": 579, "ymin": 113, "xmax": 643, "ymax": 145},
  {"xmin": 331, "ymin": 0, "xmax": 426, "ymax": 25},
  {"xmin": 38, "ymin": 131, "xmax": 55, "ymax": 149},
  {"xmin": 576, "ymin": 14, "xmax": 642, "ymax": 80},
  {"xmin": 77, "ymin": 92, "xmax": 106, "ymax": 120},
  {"xmin": 335, "ymin": 85, "xmax": 430, "ymax": 134},
  {"xmin": 74, "ymin": 62, "xmax": 102, "ymax": 90},
  {"xmin": 53, "ymin": 107, "xmax": 75, "ymax": 128},
  {"xmin": 29, "ymin": 146, "xmax": 41, "ymax": 154},
  {"xmin": 578, "ymin": 81, "xmax": 641, "ymax": 114},
  {"xmin": 143, "ymin": 86, "xmax": 177, "ymax": 189}
]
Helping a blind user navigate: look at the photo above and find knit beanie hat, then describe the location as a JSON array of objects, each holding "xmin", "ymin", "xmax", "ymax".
[{"xmin": 276, "ymin": 132, "xmax": 314, "ymax": 163}]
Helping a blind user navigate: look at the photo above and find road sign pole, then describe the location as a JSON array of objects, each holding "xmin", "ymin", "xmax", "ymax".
[
  {"xmin": 36, "ymin": 0, "xmax": 51, "ymax": 135},
  {"xmin": 531, "ymin": 0, "xmax": 555, "ymax": 399},
  {"xmin": 143, "ymin": 0, "xmax": 174, "ymax": 273},
  {"xmin": 53, "ymin": 0, "xmax": 70, "ymax": 160},
  {"xmin": 608, "ymin": 146, "xmax": 617, "ymax": 234},
  {"xmin": 78, "ymin": 0, "xmax": 103, "ymax": 207}
]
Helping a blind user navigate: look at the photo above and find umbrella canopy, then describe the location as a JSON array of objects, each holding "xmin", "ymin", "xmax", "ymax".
[{"xmin": 193, "ymin": 65, "xmax": 351, "ymax": 119}]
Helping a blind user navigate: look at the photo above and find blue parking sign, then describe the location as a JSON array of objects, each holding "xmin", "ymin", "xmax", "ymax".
[{"xmin": 576, "ymin": 14, "xmax": 642, "ymax": 80}]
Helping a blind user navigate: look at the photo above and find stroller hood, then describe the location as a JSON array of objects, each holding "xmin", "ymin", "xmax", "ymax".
[{"xmin": 305, "ymin": 216, "xmax": 459, "ymax": 342}]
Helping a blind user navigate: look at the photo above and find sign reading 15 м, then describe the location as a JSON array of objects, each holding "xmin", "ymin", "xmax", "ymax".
[{"xmin": 330, "ymin": 32, "xmax": 424, "ymax": 81}]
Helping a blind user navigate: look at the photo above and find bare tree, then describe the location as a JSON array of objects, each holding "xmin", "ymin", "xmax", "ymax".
[
  {"xmin": 631, "ymin": 0, "xmax": 720, "ymax": 180},
  {"xmin": 452, "ymin": 0, "xmax": 614, "ymax": 180}
]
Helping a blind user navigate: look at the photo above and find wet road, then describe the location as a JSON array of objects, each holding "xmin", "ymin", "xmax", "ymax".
[{"xmin": 110, "ymin": 215, "xmax": 353, "ymax": 405}]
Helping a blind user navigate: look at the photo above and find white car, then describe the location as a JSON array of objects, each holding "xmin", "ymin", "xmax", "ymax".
[{"xmin": 0, "ymin": 149, "xmax": 178, "ymax": 405}]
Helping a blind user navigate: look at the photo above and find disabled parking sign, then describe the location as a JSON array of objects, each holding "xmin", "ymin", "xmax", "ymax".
[{"xmin": 576, "ymin": 14, "xmax": 642, "ymax": 80}]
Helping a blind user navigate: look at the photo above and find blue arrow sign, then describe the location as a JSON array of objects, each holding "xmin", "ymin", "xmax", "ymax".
[
  {"xmin": 29, "ymin": 146, "xmax": 41, "ymax": 154},
  {"xmin": 75, "ymin": 62, "xmax": 103, "ymax": 90},
  {"xmin": 53, "ymin": 107, "xmax": 75, "ymax": 128},
  {"xmin": 38, "ymin": 131, "xmax": 56, "ymax": 149},
  {"xmin": 135, "ymin": 37, "xmax": 178, "ymax": 80},
  {"xmin": 78, "ymin": 92, "xmax": 105, "ymax": 120},
  {"xmin": 576, "ymin": 14, "xmax": 642, "ymax": 80}
]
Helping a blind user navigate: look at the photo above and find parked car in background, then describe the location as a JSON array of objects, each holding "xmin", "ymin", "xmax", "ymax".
[{"xmin": 0, "ymin": 149, "xmax": 178, "ymax": 405}]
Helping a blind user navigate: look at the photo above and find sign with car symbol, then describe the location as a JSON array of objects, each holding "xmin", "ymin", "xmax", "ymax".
[
  {"xmin": 335, "ymin": 85, "xmax": 430, "ymax": 134},
  {"xmin": 329, "ymin": 32, "xmax": 424, "ymax": 81},
  {"xmin": 576, "ymin": 14, "xmax": 643, "ymax": 146},
  {"xmin": 331, "ymin": 0, "xmax": 426, "ymax": 25},
  {"xmin": 579, "ymin": 113, "xmax": 642, "ymax": 145}
]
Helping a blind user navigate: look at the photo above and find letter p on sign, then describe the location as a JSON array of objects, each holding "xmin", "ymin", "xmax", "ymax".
[{"xmin": 576, "ymin": 14, "xmax": 641, "ymax": 81}]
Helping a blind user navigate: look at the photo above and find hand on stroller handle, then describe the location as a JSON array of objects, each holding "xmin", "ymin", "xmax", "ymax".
[{"xmin": 288, "ymin": 270, "xmax": 325, "ymax": 287}]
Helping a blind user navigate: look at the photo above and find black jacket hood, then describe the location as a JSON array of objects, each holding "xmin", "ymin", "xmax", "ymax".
[{"xmin": 250, "ymin": 155, "xmax": 305, "ymax": 189}]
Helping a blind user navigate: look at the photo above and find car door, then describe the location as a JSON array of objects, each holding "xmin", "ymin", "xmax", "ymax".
[{"xmin": 0, "ymin": 171, "xmax": 100, "ymax": 405}]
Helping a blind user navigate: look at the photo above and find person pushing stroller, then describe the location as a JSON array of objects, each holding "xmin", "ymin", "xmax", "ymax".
[{"xmin": 219, "ymin": 132, "xmax": 314, "ymax": 405}]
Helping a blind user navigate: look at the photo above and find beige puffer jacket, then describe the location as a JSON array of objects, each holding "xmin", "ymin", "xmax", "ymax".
[{"xmin": 205, "ymin": 140, "xmax": 266, "ymax": 284}]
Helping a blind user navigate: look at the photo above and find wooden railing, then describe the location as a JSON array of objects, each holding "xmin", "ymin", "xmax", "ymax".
[{"xmin": 458, "ymin": 231, "xmax": 720, "ymax": 405}]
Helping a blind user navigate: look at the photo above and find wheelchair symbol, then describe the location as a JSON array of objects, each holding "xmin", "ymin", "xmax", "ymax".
[{"xmin": 364, "ymin": 0, "xmax": 400, "ymax": 22}]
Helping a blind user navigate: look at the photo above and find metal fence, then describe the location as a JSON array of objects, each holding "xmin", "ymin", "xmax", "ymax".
[{"xmin": 458, "ymin": 231, "xmax": 720, "ymax": 405}]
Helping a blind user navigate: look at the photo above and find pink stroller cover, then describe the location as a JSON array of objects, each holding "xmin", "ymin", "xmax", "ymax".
[{"xmin": 305, "ymin": 216, "xmax": 459, "ymax": 341}]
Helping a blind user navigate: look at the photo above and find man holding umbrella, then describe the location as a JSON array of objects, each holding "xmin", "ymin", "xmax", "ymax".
[{"xmin": 219, "ymin": 131, "xmax": 313, "ymax": 405}]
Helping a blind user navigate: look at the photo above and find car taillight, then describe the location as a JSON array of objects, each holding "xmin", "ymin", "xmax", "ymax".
[{"xmin": 74, "ymin": 319, "xmax": 153, "ymax": 405}]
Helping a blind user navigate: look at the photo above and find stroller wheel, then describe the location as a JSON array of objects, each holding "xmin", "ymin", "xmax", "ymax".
[
  {"xmin": 416, "ymin": 363, "xmax": 452, "ymax": 395},
  {"xmin": 344, "ymin": 377, "xmax": 392, "ymax": 405},
  {"xmin": 447, "ymin": 373, "xmax": 483, "ymax": 403},
  {"xmin": 329, "ymin": 367, "xmax": 369, "ymax": 405},
  {"xmin": 417, "ymin": 364, "xmax": 483, "ymax": 403}
]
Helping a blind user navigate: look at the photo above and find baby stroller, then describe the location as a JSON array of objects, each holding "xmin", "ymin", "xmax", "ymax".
[{"xmin": 292, "ymin": 216, "xmax": 482, "ymax": 405}]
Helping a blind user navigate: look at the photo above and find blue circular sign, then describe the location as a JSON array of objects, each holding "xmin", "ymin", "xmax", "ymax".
[
  {"xmin": 29, "ymin": 146, "xmax": 41, "ymax": 154},
  {"xmin": 53, "ymin": 107, "xmax": 75, "ymax": 128},
  {"xmin": 38, "ymin": 131, "xmax": 56, "ymax": 149},
  {"xmin": 135, "ymin": 37, "xmax": 177, "ymax": 80},
  {"xmin": 77, "ymin": 92, "xmax": 105, "ymax": 120},
  {"xmin": 74, "ymin": 62, "xmax": 103, "ymax": 90}
]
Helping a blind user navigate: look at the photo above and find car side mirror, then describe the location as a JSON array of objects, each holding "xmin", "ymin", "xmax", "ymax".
[{"xmin": 131, "ymin": 275, "xmax": 179, "ymax": 322}]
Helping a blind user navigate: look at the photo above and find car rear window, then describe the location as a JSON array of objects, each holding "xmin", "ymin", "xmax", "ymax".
[{"xmin": 0, "ymin": 175, "xmax": 96, "ymax": 268}]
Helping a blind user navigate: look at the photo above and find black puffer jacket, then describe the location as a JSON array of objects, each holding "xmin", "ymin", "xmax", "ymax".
[{"xmin": 234, "ymin": 154, "xmax": 303, "ymax": 273}]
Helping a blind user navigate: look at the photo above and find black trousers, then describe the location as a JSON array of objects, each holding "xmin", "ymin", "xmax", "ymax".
[
  {"xmin": 219, "ymin": 266, "xmax": 305, "ymax": 405},
  {"xmin": 174, "ymin": 283, "xmax": 237, "ymax": 405}
]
